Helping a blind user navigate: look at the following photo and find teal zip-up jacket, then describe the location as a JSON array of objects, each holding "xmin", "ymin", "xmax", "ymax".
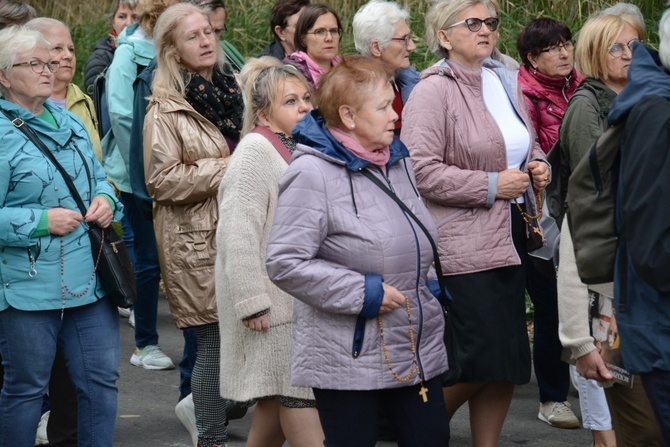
[
  {"xmin": 102, "ymin": 23, "xmax": 155, "ymax": 193},
  {"xmin": 0, "ymin": 98, "xmax": 123, "ymax": 311}
]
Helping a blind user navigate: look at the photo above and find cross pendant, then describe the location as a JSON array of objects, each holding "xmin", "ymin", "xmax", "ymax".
[{"xmin": 419, "ymin": 385, "xmax": 428, "ymax": 403}]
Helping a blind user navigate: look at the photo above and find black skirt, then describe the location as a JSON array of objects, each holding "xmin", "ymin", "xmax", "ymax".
[{"xmin": 443, "ymin": 205, "xmax": 532, "ymax": 384}]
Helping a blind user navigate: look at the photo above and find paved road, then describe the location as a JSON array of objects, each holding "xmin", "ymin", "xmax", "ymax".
[{"xmin": 114, "ymin": 297, "xmax": 592, "ymax": 446}]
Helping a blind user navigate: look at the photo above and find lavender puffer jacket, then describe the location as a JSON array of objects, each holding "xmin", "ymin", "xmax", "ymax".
[{"xmin": 266, "ymin": 111, "xmax": 448, "ymax": 390}]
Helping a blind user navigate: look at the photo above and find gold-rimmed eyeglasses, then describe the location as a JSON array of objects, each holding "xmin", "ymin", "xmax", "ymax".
[{"xmin": 12, "ymin": 60, "xmax": 60, "ymax": 74}]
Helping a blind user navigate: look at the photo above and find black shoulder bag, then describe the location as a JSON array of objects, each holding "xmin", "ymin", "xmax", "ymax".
[
  {"xmin": 360, "ymin": 169, "xmax": 461, "ymax": 386},
  {"xmin": 1, "ymin": 109, "xmax": 137, "ymax": 308}
]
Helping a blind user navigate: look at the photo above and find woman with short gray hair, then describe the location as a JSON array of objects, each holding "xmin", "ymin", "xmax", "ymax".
[{"xmin": 353, "ymin": 0, "xmax": 418, "ymax": 135}]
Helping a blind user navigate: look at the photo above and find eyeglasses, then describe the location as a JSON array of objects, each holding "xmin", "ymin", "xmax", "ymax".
[
  {"xmin": 540, "ymin": 40, "xmax": 574, "ymax": 56},
  {"xmin": 608, "ymin": 39, "xmax": 641, "ymax": 58},
  {"xmin": 390, "ymin": 32, "xmax": 414, "ymax": 47},
  {"xmin": 305, "ymin": 28, "xmax": 341, "ymax": 39},
  {"xmin": 445, "ymin": 17, "xmax": 499, "ymax": 33},
  {"xmin": 12, "ymin": 60, "xmax": 60, "ymax": 74}
]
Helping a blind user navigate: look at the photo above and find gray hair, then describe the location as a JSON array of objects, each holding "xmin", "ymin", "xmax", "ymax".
[
  {"xmin": 597, "ymin": 3, "xmax": 646, "ymax": 34},
  {"xmin": 25, "ymin": 17, "xmax": 70, "ymax": 34},
  {"xmin": 425, "ymin": 0, "xmax": 498, "ymax": 59},
  {"xmin": 0, "ymin": 25, "xmax": 51, "ymax": 96},
  {"xmin": 353, "ymin": 0, "xmax": 410, "ymax": 57},
  {"xmin": 660, "ymin": 7, "xmax": 670, "ymax": 70}
]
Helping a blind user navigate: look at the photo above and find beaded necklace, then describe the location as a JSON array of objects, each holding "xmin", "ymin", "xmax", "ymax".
[
  {"xmin": 378, "ymin": 295, "xmax": 429, "ymax": 402},
  {"xmin": 58, "ymin": 233, "xmax": 103, "ymax": 319}
]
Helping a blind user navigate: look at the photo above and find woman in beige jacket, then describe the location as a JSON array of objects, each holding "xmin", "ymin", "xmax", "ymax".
[{"xmin": 143, "ymin": 4, "xmax": 243, "ymax": 447}]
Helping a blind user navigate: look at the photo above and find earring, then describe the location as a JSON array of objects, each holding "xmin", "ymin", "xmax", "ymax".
[
  {"xmin": 532, "ymin": 66, "xmax": 537, "ymax": 75},
  {"xmin": 350, "ymin": 124, "xmax": 355, "ymax": 129}
]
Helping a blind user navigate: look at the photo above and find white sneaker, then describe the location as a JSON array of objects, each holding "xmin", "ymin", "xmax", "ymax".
[
  {"xmin": 130, "ymin": 345, "xmax": 175, "ymax": 370},
  {"xmin": 117, "ymin": 307, "xmax": 132, "ymax": 318},
  {"xmin": 175, "ymin": 393, "xmax": 198, "ymax": 447},
  {"xmin": 128, "ymin": 310, "xmax": 135, "ymax": 328},
  {"xmin": 35, "ymin": 410, "xmax": 49, "ymax": 446},
  {"xmin": 538, "ymin": 401, "xmax": 580, "ymax": 429}
]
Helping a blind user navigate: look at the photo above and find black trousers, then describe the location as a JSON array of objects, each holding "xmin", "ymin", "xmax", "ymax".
[
  {"xmin": 47, "ymin": 348, "xmax": 78, "ymax": 447},
  {"xmin": 313, "ymin": 376, "xmax": 449, "ymax": 447}
]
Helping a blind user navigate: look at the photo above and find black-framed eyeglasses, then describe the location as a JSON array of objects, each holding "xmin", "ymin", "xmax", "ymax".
[
  {"xmin": 445, "ymin": 17, "xmax": 499, "ymax": 33},
  {"xmin": 609, "ymin": 39, "xmax": 641, "ymax": 58},
  {"xmin": 540, "ymin": 40, "xmax": 574, "ymax": 56},
  {"xmin": 305, "ymin": 28, "xmax": 341, "ymax": 39},
  {"xmin": 390, "ymin": 32, "xmax": 414, "ymax": 47},
  {"xmin": 12, "ymin": 60, "xmax": 60, "ymax": 74},
  {"xmin": 214, "ymin": 24, "xmax": 227, "ymax": 38}
]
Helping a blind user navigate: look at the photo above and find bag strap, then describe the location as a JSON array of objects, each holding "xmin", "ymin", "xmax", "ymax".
[
  {"xmin": 251, "ymin": 126, "xmax": 292, "ymax": 164},
  {"xmin": 0, "ymin": 109, "xmax": 89, "ymax": 216},
  {"xmin": 359, "ymin": 168, "xmax": 450, "ymax": 307}
]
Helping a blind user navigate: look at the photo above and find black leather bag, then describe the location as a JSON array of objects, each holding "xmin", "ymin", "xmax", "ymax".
[
  {"xmin": 361, "ymin": 169, "xmax": 461, "ymax": 386},
  {"xmin": 1, "ymin": 110, "xmax": 137, "ymax": 308}
]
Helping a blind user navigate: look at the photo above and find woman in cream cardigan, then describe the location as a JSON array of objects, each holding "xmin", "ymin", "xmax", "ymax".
[{"xmin": 215, "ymin": 57, "xmax": 323, "ymax": 447}]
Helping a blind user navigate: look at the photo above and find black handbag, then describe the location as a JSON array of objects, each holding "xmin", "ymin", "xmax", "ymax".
[
  {"xmin": 361, "ymin": 169, "xmax": 461, "ymax": 387},
  {"xmin": 1, "ymin": 110, "xmax": 137, "ymax": 308}
]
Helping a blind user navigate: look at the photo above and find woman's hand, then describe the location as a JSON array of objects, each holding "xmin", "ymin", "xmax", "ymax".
[
  {"xmin": 85, "ymin": 196, "xmax": 113, "ymax": 228},
  {"xmin": 575, "ymin": 350, "xmax": 613, "ymax": 382},
  {"xmin": 244, "ymin": 315, "xmax": 270, "ymax": 332},
  {"xmin": 496, "ymin": 169, "xmax": 530, "ymax": 199},
  {"xmin": 528, "ymin": 160, "xmax": 550, "ymax": 191},
  {"xmin": 48, "ymin": 208, "xmax": 83, "ymax": 236},
  {"xmin": 379, "ymin": 283, "xmax": 405, "ymax": 315}
]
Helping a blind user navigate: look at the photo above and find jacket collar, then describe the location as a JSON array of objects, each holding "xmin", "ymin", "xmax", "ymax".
[
  {"xmin": 0, "ymin": 97, "xmax": 75, "ymax": 147},
  {"xmin": 292, "ymin": 109, "xmax": 409, "ymax": 171},
  {"xmin": 609, "ymin": 43, "xmax": 670, "ymax": 124},
  {"xmin": 518, "ymin": 65, "xmax": 584, "ymax": 101}
]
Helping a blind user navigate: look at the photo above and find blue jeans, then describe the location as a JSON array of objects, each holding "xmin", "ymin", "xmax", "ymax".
[
  {"xmin": 179, "ymin": 328, "xmax": 198, "ymax": 399},
  {"xmin": 641, "ymin": 370, "xmax": 670, "ymax": 446},
  {"xmin": 120, "ymin": 192, "xmax": 161, "ymax": 348},
  {"xmin": 0, "ymin": 298, "xmax": 120, "ymax": 447}
]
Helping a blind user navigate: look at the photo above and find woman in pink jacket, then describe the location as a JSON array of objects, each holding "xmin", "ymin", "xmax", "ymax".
[
  {"xmin": 516, "ymin": 17, "xmax": 584, "ymax": 431},
  {"xmin": 401, "ymin": 0, "xmax": 548, "ymax": 444}
]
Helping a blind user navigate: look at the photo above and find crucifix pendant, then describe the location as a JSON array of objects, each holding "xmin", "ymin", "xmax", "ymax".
[{"xmin": 419, "ymin": 385, "xmax": 428, "ymax": 403}]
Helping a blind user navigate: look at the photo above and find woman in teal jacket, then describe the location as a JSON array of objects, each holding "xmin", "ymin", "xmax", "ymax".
[{"xmin": 0, "ymin": 27, "xmax": 123, "ymax": 447}]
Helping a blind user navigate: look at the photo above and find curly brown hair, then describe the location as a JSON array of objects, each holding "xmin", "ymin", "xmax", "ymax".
[{"xmin": 136, "ymin": 0, "xmax": 178, "ymax": 37}]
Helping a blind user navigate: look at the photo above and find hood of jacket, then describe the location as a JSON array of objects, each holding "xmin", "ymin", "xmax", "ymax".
[
  {"xmin": 0, "ymin": 97, "xmax": 81, "ymax": 147},
  {"xmin": 292, "ymin": 109, "xmax": 409, "ymax": 171},
  {"xmin": 609, "ymin": 43, "xmax": 670, "ymax": 124},
  {"xmin": 117, "ymin": 23, "xmax": 156, "ymax": 66}
]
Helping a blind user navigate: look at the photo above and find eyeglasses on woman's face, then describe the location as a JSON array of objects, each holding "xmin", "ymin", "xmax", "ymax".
[
  {"xmin": 12, "ymin": 59, "xmax": 60, "ymax": 74},
  {"xmin": 305, "ymin": 27, "xmax": 341, "ymax": 39},
  {"xmin": 540, "ymin": 40, "xmax": 574, "ymax": 56},
  {"xmin": 390, "ymin": 32, "xmax": 414, "ymax": 47},
  {"xmin": 445, "ymin": 17, "xmax": 499, "ymax": 33},
  {"xmin": 608, "ymin": 39, "xmax": 641, "ymax": 58}
]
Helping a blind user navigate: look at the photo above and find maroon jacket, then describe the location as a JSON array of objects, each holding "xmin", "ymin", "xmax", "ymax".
[{"xmin": 518, "ymin": 65, "xmax": 585, "ymax": 154}]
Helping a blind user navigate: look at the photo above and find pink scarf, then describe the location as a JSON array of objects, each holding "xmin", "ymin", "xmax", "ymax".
[
  {"xmin": 330, "ymin": 127, "xmax": 390, "ymax": 173},
  {"xmin": 291, "ymin": 51, "xmax": 341, "ymax": 86}
]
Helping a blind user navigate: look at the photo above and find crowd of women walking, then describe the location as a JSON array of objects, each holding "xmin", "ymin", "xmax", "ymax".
[{"xmin": 0, "ymin": 0, "xmax": 669, "ymax": 446}]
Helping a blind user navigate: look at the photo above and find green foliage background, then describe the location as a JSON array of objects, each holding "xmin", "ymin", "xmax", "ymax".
[{"xmin": 25, "ymin": 0, "xmax": 666, "ymax": 91}]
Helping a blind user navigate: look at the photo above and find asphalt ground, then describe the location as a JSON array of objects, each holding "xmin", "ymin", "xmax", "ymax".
[{"xmin": 114, "ymin": 296, "xmax": 592, "ymax": 446}]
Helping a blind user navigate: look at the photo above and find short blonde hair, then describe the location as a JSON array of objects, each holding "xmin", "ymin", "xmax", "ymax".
[
  {"xmin": 425, "ymin": 0, "xmax": 498, "ymax": 59},
  {"xmin": 151, "ymin": 3, "xmax": 225, "ymax": 98},
  {"xmin": 239, "ymin": 56, "xmax": 309, "ymax": 136},
  {"xmin": 575, "ymin": 12, "xmax": 645, "ymax": 80},
  {"xmin": 315, "ymin": 54, "xmax": 394, "ymax": 130}
]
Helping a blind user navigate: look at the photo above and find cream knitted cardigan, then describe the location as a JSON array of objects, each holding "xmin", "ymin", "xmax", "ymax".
[
  {"xmin": 215, "ymin": 132, "xmax": 313, "ymax": 401},
  {"xmin": 557, "ymin": 217, "xmax": 613, "ymax": 360}
]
